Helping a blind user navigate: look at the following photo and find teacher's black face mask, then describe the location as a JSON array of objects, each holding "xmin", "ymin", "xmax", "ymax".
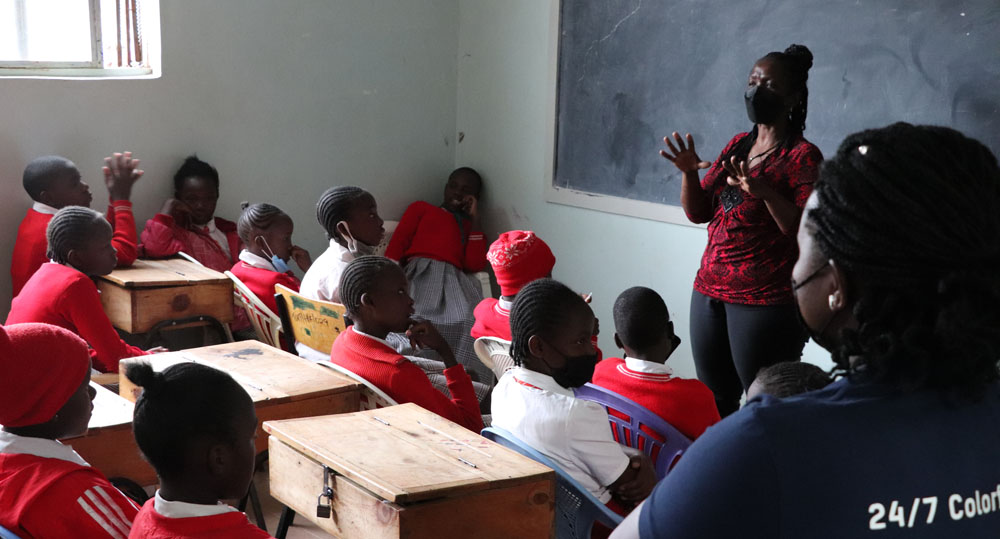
[{"xmin": 745, "ymin": 85, "xmax": 785, "ymax": 125}]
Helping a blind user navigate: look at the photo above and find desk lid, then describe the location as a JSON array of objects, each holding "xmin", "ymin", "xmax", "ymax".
[
  {"xmin": 98, "ymin": 258, "xmax": 230, "ymax": 287},
  {"xmin": 263, "ymin": 403, "xmax": 553, "ymax": 504},
  {"xmin": 87, "ymin": 382, "xmax": 134, "ymax": 429},
  {"xmin": 118, "ymin": 341, "xmax": 360, "ymax": 403}
]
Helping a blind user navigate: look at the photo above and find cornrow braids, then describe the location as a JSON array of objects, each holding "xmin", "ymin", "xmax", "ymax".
[
  {"xmin": 613, "ymin": 286, "xmax": 670, "ymax": 351},
  {"xmin": 316, "ymin": 186, "xmax": 369, "ymax": 241},
  {"xmin": 509, "ymin": 278, "xmax": 589, "ymax": 366},
  {"xmin": 173, "ymin": 155, "xmax": 219, "ymax": 192},
  {"xmin": 237, "ymin": 202, "xmax": 288, "ymax": 245},
  {"xmin": 810, "ymin": 122, "xmax": 1000, "ymax": 397},
  {"xmin": 46, "ymin": 206, "xmax": 106, "ymax": 263},
  {"xmin": 126, "ymin": 361, "xmax": 251, "ymax": 481},
  {"xmin": 338, "ymin": 255, "xmax": 399, "ymax": 318}
]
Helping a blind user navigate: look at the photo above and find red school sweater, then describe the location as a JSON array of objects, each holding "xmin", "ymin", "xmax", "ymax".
[
  {"xmin": 384, "ymin": 201, "xmax": 487, "ymax": 272},
  {"xmin": 229, "ymin": 261, "xmax": 300, "ymax": 315},
  {"xmin": 330, "ymin": 328, "xmax": 484, "ymax": 432},
  {"xmin": 0, "ymin": 453, "xmax": 139, "ymax": 538},
  {"xmin": 6, "ymin": 262, "xmax": 148, "ymax": 372},
  {"xmin": 128, "ymin": 499, "xmax": 272, "ymax": 539},
  {"xmin": 591, "ymin": 357, "xmax": 720, "ymax": 440},
  {"xmin": 470, "ymin": 297, "xmax": 512, "ymax": 341},
  {"xmin": 10, "ymin": 201, "xmax": 138, "ymax": 297},
  {"xmin": 140, "ymin": 214, "xmax": 242, "ymax": 273}
]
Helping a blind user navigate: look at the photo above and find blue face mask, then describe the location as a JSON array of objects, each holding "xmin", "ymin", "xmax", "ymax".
[{"xmin": 257, "ymin": 236, "xmax": 290, "ymax": 273}]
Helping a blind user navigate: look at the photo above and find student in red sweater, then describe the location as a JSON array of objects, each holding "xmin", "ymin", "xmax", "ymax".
[
  {"xmin": 330, "ymin": 256, "xmax": 484, "ymax": 432},
  {"xmin": 471, "ymin": 230, "xmax": 556, "ymax": 341},
  {"xmin": 229, "ymin": 202, "xmax": 312, "ymax": 315},
  {"xmin": 592, "ymin": 287, "xmax": 720, "ymax": 440},
  {"xmin": 6, "ymin": 207, "xmax": 164, "ymax": 372},
  {"xmin": 0, "ymin": 323, "xmax": 140, "ymax": 538},
  {"xmin": 124, "ymin": 362, "xmax": 271, "ymax": 538},
  {"xmin": 385, "ymin": 167, "xmax": 489, "ymax": 381},
  {"xmin": 11, "ymin": 151, "xmax": 143, "ymax": 297},
  {"xmin": 140, "ymin": 156, "xmax": 242, "ymax": 273}
]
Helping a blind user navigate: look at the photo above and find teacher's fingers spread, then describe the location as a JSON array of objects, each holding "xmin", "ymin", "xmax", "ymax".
[
  {"xmin": 726, "ymin": 176, "xmax": 741, "ymax": 186},
  {"xmin": 659, "ymin": 149, "xmax": 677, "ymax": 162},
  {"xmin": 673, "ymin": 131, "xmax": 689, "ymax": 151},
  {"xmin": 663, "ymin": 135, "xmax": 681, "ymax": 156}
]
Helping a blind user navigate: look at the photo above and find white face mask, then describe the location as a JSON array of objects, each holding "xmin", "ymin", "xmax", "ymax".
[{"xmin": 337, "ymin": 221, "xmax": 376, "ymax": 256}]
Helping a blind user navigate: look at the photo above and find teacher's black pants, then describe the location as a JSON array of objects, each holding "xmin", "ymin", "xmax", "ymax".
[{"xmin": 689, "ymin": 289, "xmax": 808, "ymax": 417}]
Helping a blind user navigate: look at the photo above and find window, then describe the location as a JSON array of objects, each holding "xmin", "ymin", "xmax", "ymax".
[{"xmin": 0, "ymin": 0, "xmax": 159, "ymax": 77}]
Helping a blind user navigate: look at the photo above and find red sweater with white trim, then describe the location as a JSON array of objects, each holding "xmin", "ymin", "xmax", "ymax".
[
  {"xmin": 10, "ymin": 202, "xmax": 138, "ymax": 297},
  {"xmin": 384, "ymin": 201, "xmax": 487, "ymax": 272},
  {"xmin": 128, "ymin": 499, "xmax": 272, "ymax": 539},
  {"xmin": 0, "ymin": 453, "xmax": 139, "ymax": 539},
  {"xmin": 229, "ymin": 262, "xmax": 300, "ymax": 315},
  {"xmin": 330, "ymin": 328, "xmax": 484, "ymax": 432},
  {"xmin": 470, "ymin": 298, "xmax": 512, "ymax": 341},
  {"xmin": 140, "ymin": 214, "xmax": 242, "ymax": 273},
  {"xmin": 6, "ymin": 262, "xmax": 148, "ymax": 372},
  {"xmin": 591, "ymin": 357, "xmax": 720, "ymax": 439}
]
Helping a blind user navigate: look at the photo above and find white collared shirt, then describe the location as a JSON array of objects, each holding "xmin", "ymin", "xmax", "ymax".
[
  {"xmin": 200, "ymin": 219, "xmax": 231, "ymax": 259},
  {"xmin": 490, "ymin": 367, "xmax": 629, "ymax": 503},
  {"xmin": 623, "ymin": 356, "xmax": 673, "ymax": 377},
  {"xmin": 494, "ymin": 297, "xmax": 514, "ymax": 316},
  {"xmin": 0, "ymin": 429, "xmax": 89, "ymax": 466},
  {"xmin": 238, "ymin": 249, "xmax": 275, "ymax": 271},
  {"xmin": 299, "ymin": 239, "xmax": 354, "ymax": 303},
  {"xmin": 32, "ymin": 201, "xmax": 59, "ymax": 215},
  {"xmin": 152, "ymin": 490, "xmax": 237, "ymax": 518}
]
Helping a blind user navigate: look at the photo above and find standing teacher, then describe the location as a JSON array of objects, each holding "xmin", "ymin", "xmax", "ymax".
[{"xmin": 660, "ymin": 44, "xmax": 822, "ymax": 416}]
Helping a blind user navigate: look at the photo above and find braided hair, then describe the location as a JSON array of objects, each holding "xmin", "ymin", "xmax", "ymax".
[
  {"xmin": 338, "ymin": 255, "xmax": 399, "ymax": 318},
  {"xmin": 613, "ymin": 286, "xmax": 670, "ymax": 351},
  {"xmin": 809, "ymin": 122, "xmax": 1000, "ymax": 397},
  {"xmin": 752, "ymin": 361, "xmax": 832, "ymax": 398},
  {"xmin": 509, "ymin": 278, "xmax": 589, "ymax": 366},
  {"xmin": 173, "ymin": 155, "xmax": 219, "ymax": 192},
  {"xmin": 316, "ymin": 186, "xmax": 369, "ymax": 242},
  {"xmin": 721, "ymin": 44, "xmax": 814, "ymax": 164},
  {"xmin": 236, "ymin": 202, "xmax": 288, "ymax": 245},
  {"xmin": 126, "ymin": 362, "xmax": 252, "ymax": 481},
  {"xmin": 22, "ymin": 155, "xmax": 74, "ymax": 201},
  {"xmin": 46, "ymin": 206, "xmax": 107, "ymax": 263}
]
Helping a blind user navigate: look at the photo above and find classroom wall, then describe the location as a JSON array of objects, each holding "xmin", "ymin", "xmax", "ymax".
[
  {"xmin": 0, "ymin": 0, "xmax": 460, "ymax": 312},
  {"xmin": 455, "ymin": 0, "xmax": 832, "ymax": 378}
]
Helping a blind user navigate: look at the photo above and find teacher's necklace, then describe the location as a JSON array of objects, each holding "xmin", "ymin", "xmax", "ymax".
[{"xmin": 748, "ymin": 142, "xmax": 779, "ymax": 164}]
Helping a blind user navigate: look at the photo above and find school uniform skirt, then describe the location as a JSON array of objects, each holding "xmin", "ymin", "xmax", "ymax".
[{"xmin": 403, "ymin": 257, "xmax": 488, "ymax": 383}]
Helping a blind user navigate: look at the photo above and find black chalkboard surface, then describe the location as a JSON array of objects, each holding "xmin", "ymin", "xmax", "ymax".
[{"xmin": 552, "ymin": 0, "xmax": 1000, "ymax": 223}]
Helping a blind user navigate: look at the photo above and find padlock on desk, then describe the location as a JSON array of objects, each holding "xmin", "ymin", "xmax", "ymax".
[{"xmin": 316, "ymin": 465, "xmax": 335, "ymax": 518}]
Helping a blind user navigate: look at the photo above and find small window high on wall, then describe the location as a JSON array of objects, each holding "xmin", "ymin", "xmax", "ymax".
[{"xmin": 0, "ymin": 0, "xmax": 160, "ymax": 78}]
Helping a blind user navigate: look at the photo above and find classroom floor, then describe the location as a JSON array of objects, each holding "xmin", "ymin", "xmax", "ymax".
[{"xmin": 252, "ymin": 465, "xmax": 334, "ymax": 539}]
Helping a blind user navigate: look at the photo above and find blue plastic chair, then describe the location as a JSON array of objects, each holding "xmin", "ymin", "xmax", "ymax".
[
  {"xmin": 481, "ymin": 426, "xmax": 623, "ymax": 539},
  {"xmin": 574, "ymin": 383, "xmax": 692, "ymax": 479},
  {"xmin": 0, "ymin": 524, "xmax": 22, "ymax": 539}
]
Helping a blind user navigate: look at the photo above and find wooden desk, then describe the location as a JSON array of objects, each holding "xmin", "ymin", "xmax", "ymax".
[
  {"xmin": 96, "ymin": 258, "xmax": 234, "ymax": 334},
  {"xmin": 264, "ymin": 404, "xmax": 555, "ymax": 538},
  {"xmin": 63, "ymin": 382, "xmax": 157, "ymax": 485},
  {"xmin": 119, "ymin": 341, "xmax": 362, "ymax": 454}
]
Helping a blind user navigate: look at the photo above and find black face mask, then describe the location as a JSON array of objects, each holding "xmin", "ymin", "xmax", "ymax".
[
  {"xmin": 544, "ymin": 347, "xmax": 598, "ymax": 389},
  {"xmin": 744, "ymin": 85, "xmax": 785, "ymax": 125}
]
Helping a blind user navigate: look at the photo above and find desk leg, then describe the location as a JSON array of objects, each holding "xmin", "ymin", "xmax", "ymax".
[{"xmin": 275, "ymin": 506, "xmax": 296, "ymax": 539}]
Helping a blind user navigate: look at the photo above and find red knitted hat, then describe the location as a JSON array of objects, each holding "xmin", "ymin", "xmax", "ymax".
[
  {"xmin": 487, "ymin": 230, "xmax": 556, "ymax": 296},
  {"xmin": 0, "ymin": 323, "xmax": 91, "ymax": 428}
]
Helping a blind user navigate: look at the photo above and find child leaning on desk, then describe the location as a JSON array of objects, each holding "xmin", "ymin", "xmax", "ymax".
[
  {"xmin": 6, "ymin": 207, "xmax": 166, "ymax": 373},
  {"xmin": 124, "ymin": 361, "xmax": 272, "ymax": 538}
]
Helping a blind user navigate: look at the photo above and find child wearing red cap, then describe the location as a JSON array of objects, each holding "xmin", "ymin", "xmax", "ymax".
[
  {"xmin": 0, "ymin": 323, "xmax": 140, "ymax": 537},
  {"xmin": 6, "ymin": 207, "xmax": 163, "ymax": 372}
]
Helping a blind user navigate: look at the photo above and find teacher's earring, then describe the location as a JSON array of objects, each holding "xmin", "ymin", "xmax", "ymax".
[{"xmin": 828, "ymin": 292, "xmax": 843, "ymax": 311}]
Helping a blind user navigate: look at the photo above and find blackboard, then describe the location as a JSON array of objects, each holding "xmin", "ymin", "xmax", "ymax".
[{"xmin": 548, "ymin": 0, "xmax": 1000, "ymax": 225}]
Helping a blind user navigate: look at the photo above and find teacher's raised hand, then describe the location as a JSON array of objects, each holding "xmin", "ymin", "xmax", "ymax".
[{"xmin": 660, "ymin": 132, "xmax": 711, "ymax": 173}]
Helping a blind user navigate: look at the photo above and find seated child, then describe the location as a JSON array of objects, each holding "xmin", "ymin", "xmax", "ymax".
[
  {"xmin": 300, "ymin": 186, "xmax": 385, "ymax": 304},
  {"xmin": 746, "ymin": 361, "xmax": 833, "ymax": 401},
  {"xmin": 471, "ymin": 230, "xmax": 555, "ymax": 341},
  {"xmin": 384, "ymin": 167, "xmax": 489, "ymax": 381},
  {"xmin": 230, "ymin": 202, "xmax": 312, "ymax": 315},
  {"xmin": 140, "ymin": 155, "xmax": 242, "ymax": 273},
  {"xmin": 329, "ymin": 256, "xmax": 484, "ymax": 432},
  {"xmin": 0, "ymin": 323, "xmax": 140, "ymax": 537},
  {"xmin": 6, "ymin": 207, "xmax": 160, "ymax": 372},
  {"xmin": 123, "ymin": 362, "xmax": 271, "ymax": 538},
  {"xmin": 11, "ymin": 152, "xmax": 143, "ymax": 297},
  {"xmin": 491, "ymin": 279, "xmax": 656, "ymax": 513},
  {"xmin": 591, "ymin": 287, "xmax": 720, "ymax": 440}
]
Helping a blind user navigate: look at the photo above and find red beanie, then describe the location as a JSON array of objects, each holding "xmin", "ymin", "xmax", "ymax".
[
  {"xmin": 487, "ymin": 230, "xmax": 556, "ymax": 296},
  {"xmin": 0, "ymin": 323, "xmax": 91, "ymax": 428}
]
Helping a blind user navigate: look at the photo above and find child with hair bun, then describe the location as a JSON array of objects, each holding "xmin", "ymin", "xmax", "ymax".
[
  {"xmin": 124, "ymin": 361, "xmax": 270, "ymax": 538},
  {"xmin": 230, "ymin": 202, "xmax": 312, "ymax": 315},
  {"xmin": 0, "ymin": 323, "xmax": 140, "ymax": 537}
]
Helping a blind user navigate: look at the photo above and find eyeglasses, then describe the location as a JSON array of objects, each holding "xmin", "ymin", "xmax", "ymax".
[{"xmin": 792, "ymin": 259, "xmax": 832, "ymax": 291}]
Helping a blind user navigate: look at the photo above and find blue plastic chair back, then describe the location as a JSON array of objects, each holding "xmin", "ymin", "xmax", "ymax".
[
  {"xmin": 0, "ymin": 524, "xmax": 22, "ymax": 539},
  {"xmin": 574, "ymin": 383, "xmax": 692, "ymax": 479},
  {"xmin": 482, "ymin": 426, "xmax": 623, "ymax": 539}
]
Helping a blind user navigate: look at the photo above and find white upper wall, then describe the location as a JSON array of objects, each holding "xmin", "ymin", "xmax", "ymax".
[{"xmin": 0, "ymin": 0, "xmax": 460, "ymax": 310}]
